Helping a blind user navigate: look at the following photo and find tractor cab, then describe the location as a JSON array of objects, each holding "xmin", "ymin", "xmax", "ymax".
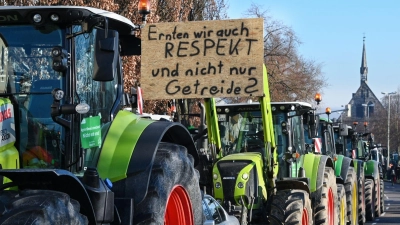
[
  {"xmin": 216, "ymin": 103, "xmax": 264, "ymax": 156},
  {"xmin": 271, "ymin": 102, "xmax": 314, "ymax": 178},
  {"xmin": 333, "ymin": 124, "xmax": 353, "ymax": 157},
  {"xmin": 0, "ymin": 6, "xmax": 142, "ymax": 172},
  {"xmin": 212, "ymin": 102, "xmax": 270, "ymax": 221}
]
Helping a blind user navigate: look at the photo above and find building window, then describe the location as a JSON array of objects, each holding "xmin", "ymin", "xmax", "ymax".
[{"xmin": 356, "ymin": 105, "xmax": 364, "ymax": 118}]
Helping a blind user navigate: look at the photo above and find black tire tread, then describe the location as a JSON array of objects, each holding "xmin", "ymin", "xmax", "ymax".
[
  {"xmin": 344, "ymin": 167, "xmax": 357, "ymax": 225},
  {"xmin": 365, "ymin": 179, "xmax": 375, "ymax": 221},
  {"xmin": 357, "ymin": 169, "xmax": 366, "ymax": 225},
  {"xmin": 314, "ymin": 167, "xmax": 338, "ymax": 225},
  {"xmin": 380, "ymin": 178, "xmax": 384, "ymax": 214},
  {"xmin": 132, "ymin": 142, "xmax": 202, "ymax": 225},
  {"xmin": 337, "ymin": 184, "xmax": 347, "ymax": 225},
  {"xmin": 0, "ymin": 189, "xmax": 88, "ymax": 225},
  {"xmin": 374, "ymin": 178, "xmax": 381, "ymax": 217},
  {"xmin": 269, "ymin": 189, "xmax": 313, "ymax": 225}
]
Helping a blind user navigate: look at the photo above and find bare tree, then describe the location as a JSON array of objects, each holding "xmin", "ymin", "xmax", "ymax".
[{"xmin": 243, "ymin": 3, "xmax": 327, "ymax": 103}]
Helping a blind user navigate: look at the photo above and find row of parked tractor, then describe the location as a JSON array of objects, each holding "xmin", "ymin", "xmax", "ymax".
[
  {"xmin": 0, "ymin": 4, "xmax": 384, "ymax": 225},
  {"xmin": 184, "ymin": 74, "xmax": 385, "ymax": 225}
]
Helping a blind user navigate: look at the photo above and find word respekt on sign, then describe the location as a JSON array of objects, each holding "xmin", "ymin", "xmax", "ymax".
[{"xmin": 141, "ymin": 18, "xmax": 264, "ymax": 100}]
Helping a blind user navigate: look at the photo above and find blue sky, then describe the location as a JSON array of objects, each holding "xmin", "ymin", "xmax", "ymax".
[{"xmin": 227, "ymin": 0, "xmax": 400, "ymax": 115}]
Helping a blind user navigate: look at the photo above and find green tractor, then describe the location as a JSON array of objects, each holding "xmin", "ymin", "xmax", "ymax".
[
  {"xmin": 190, "ymin": 65, "xmax": 314, "ymax": 224},
  {"xmin": 0, "ymin": 4, "xmax": 203, "ymax": 224},
  {"xmin": 305, "ymin": 113, "xmax": 357, "ymax": 225},
  {"xmin": 195, "ymin": 93, "xmax": 340, "ymax": 224},
  {"xmin": 359, "ymin": 132, "xmax": 384, "ymax": 221},
  {"xmin": 333, "ymin": 123, "xmax": 366, "ymax": 225},
  {"xmin": 271, "ymin": 102, "xmax": 339, "ymax": 225}
]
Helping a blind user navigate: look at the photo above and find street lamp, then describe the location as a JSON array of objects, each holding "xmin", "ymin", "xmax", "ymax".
[{"xmin": 382, "ymin": 91, "xmax": 397, "ymax": 169}]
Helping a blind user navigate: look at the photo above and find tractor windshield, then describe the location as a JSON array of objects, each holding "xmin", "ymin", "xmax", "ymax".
[
  {"xmin": 0, "ymin": 24, "xmax": 64, "ymax": 168},
  {"xmin": 219, "ymin": 111, "xmax": 263, "ymax": 155},
  {"xmin": 273, "ymin": 112, "xmax": 306, "ymax": 157}
]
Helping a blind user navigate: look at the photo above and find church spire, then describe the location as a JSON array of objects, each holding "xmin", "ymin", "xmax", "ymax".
[{"xmin": 360, "ymin": 36, "xmax": 368, "ymax": 84}]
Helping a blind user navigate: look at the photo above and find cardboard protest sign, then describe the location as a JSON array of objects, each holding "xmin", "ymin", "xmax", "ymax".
[{"xmin": 141, "ymin": 18, "xmax": 264, "ymax": 100}]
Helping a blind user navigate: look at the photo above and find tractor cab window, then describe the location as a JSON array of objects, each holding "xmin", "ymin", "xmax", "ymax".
[
  {"xmin": 291, "ymin": 115, "xmax": 305, "ymax": 154},
  {"xmin": 371, "ymin": 150, "xmax": 378, "ymax": 161},
  {"xmin": 219, "ymin": 111, "xmax": 263, "ymax": 155},
  {"xmin": 73, "ymin": 26, "xmax": 118, "ymax": 168},
  {"xmin": 356, "ymin": 140, "xmax": 365, "ymax": 158},
  {"xmin": 272, "ymin": 113, "xmax": 288, "ymax": 158},
  {"xmin": 0, "ymin": 24, "xmax": 65, "ymax": 169}
]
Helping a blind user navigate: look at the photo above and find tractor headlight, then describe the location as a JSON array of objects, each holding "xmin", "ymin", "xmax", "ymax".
[
  {"xmin": 213, "ymin": 173, "xmax": 218, "ymax": 180},
  {"xmin": 50, "ymin": 14, "xmax": 59, "ymax": 22},
  {"xmin": 237, "ymin": 182, "xmax": 244, "ymax": 188},
  {"xmin": 33, "ymin": 14, "xmax": 42, "ymax": 23},
  {"xmin": 242, "ymin": 173, "xmax": 249, "ymax": 180},
  {"xmin": 215, "ymin": 182, "xmax": 221, "ymax": 189}
]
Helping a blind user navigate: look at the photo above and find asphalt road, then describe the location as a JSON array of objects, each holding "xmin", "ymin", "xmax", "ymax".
[{"xmin": 365, "ymin": 180, "xmax": 400, "ymax": 225}]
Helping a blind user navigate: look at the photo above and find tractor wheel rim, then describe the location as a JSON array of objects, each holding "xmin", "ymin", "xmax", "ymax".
[
  {"xmin": 340, "ymin": 198, "xmax": 346, "ymax": 225},
  {"xmin": 164, "ymin": 185, "xmax": 194, "ymax": 225},
  {"xmin": 302, "ymin": 207, "xmax": 309, "ymax": 225},
  {"xmin": 328, "ymin": 188, "xmax": 334, "ymax": 225},
  {"xmin": 352, "ymin": 184, "xmax": 358, "ymax": 224}
]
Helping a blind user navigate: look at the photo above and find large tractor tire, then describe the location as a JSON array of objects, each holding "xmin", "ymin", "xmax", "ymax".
[
  {"xmin": 0, "ymin": 189, "xmax": 88, "ymax": 225},
  {"xmin": 357, "ymin": 175, "xmax": 366, "ymax": 225},
  {"xmin": 344, "ymin": 167, "xmax": 357, "ymax": 225},
  {"xmin": 314, "ymin": 167, "xmax": 338, "ymax": 225},
  {"xmin": 268, "ymin": 189, "xmax": 313, "ymax": 225},
  {"xmin": 133, "ymin": 143, "xmax": 203, "ymax": 225},
  {"xmin": 365, "ymin": 179, "xmax": 375, "ymax": 221},
  {"xmin": 337, "ymin": 184, "xmax": 347, "ymax": 225},
  {"xmin": 374, "ymin": 178, "xmax": 381, "ymax": 217},
  {"xmin": 380, "ymin": 178, "xmax": 385, "ymax": 214}
]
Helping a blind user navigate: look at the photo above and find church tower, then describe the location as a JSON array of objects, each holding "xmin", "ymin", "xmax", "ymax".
[
  {"xmin": 360, "ymin": 36, "xmax": 368, "ymax": 84},
  {"xmin": 340, "ymin": 36, "xmax": 385, "ymax": 134}
]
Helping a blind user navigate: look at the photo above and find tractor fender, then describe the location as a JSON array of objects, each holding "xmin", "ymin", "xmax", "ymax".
[
  {"xmin": 276, "ymin": 178, "xmax": 310, "ymax": 195},
  {"xmin": 0, "ymin": 169, "xmax": 97, "ymax": 225},
  {"xmin": 354, "ymin": 159, "xmax": 365, "ymax": 182},
  {"xmin": 105, "ymin": 117, "xmax": 198, "ymax": 205},
  {"xmin": 335, "ymin": 155, "xmax": 354, "ymax": 182},
  {"xmin": 315, "ymin": 155, "xmax": 334, "ymax": 190},
  {"xmin": 302, "ymin": 154, "xmax": 334, "ymax": 193},
  {"xmin": 365, "ymin": 160, "xmax": 380, "ymax": 182}
]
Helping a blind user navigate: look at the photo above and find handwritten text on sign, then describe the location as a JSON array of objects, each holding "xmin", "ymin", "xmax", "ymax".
[{"xmin": 141, "ymin": 18, "xmax": 264, "ymax": 100}]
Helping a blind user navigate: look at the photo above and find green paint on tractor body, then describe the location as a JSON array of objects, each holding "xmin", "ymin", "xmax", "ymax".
[{"xmin": 97, "ymin": 110, "xmax": 153, "ymax": 182}]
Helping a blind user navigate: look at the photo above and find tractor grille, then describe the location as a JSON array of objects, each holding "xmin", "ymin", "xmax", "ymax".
[{"xmin": 217, "ymin": 160, "xmax": 252, "ymax": 204}]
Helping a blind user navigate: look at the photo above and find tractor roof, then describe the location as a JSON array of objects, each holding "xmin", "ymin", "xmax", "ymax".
[{"xmin": 0, "ymin": 6, "xmax": 137, "ymax": 35}]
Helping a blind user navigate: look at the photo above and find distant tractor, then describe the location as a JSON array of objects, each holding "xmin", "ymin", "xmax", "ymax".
[
  {"xmin": 194, "ymin": 98, "xmax": 340, "ymax": 225},
  {"xmin": 333, "ymin": 124, "xmax": 366, "ymax": 225}
]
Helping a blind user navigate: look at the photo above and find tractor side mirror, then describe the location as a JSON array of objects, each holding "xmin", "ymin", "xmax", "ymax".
[
  {"xmin": 307, "ymin": 114, "xmax": 319, "ymax": 138},
  {"xmin": 339, "ymin": 124, "xmax": 348, "ymax": 136},
  {"xmin": 92, "ymin": 29, "xmax": 118, "ymax": 81}
]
